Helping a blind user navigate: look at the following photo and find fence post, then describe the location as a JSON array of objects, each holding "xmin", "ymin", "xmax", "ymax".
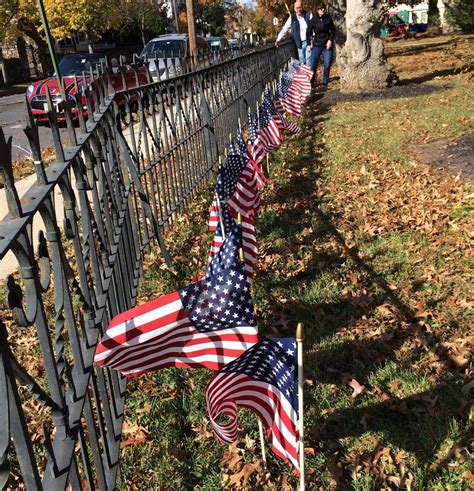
[{"xmin": 199, "ymin": 74, "xmax": 218, "ymax": 173}]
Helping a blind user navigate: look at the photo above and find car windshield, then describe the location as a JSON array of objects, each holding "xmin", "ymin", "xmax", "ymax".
[
  {"xmin": 58, "ymin": 55, "xmax": 106, "ymax": 76},
  {"xmin": 206, "ymin": 40, "xmax": 221, "ymax": 51},
  {"xmin": 141, "ymin": 40, "xmax": 187, "ymax": 58}
]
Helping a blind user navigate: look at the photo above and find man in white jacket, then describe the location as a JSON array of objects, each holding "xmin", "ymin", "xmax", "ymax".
[{"xmin": 275, "ymin": 1, "xmax": 313, "ymax": 64}]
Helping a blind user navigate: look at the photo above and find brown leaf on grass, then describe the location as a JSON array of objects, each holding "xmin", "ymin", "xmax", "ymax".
[
  {"xmin": 120, "ymin": 422, "xmax": 148, "ymax": 448},
  {"xmin": 227, "ymin": 462, "xmax": 262, "ymax": 488},
  {"xmin": 191, "ymin": 420, "xmax": 215, "ymax": 442},
  {"xmin": 463, "ymin": 470, "xmax": 474, "ymax": 482},
  {"xmin": 348, "ymin": 378, "xmax": 369, "ymax": 397},
  {"xmin": 136, "ymin": 401, "xmax": 152, "ymax": 415},
  {"xmin": 220, "ymin": 442, "xmax": 244, "ymax": 471},
  {"xmin": 390, "ymin": 379, "xmax": 401, "ymax": 394}
]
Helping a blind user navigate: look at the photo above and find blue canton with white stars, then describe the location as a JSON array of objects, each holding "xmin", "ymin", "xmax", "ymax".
[
  {"xmin": 216, "ymin": 146, "xmax": 246, "ymax": 202},
  {"xmin": 248, "ymin": 113, "xmax": 259, "ymax": 145},
  {"xmin": 236, "ymin": 130, "xmax": 250, "ymax": 159},
  {"xmin": 278, "ymin": 73, "xmax": 293, "ymax": 99},
  {"xmin": 213, "ymin": 203, "xmax": 235, "ymax": 239},
  {"xmin": 179, "ymin": 224, "xmax": 256, "ymax": 332},
  {"xmin": 262, "ymin": 90, "xmax": 279, "ymax": 117},
  {"xmin": 258, "ymin": 98, "xmax": 273, "ymax": 131},
  {"xmin": 221, "ymin": 337, "xmax": 298, "ymax": 411}
]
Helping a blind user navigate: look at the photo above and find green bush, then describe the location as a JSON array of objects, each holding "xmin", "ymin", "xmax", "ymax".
[{"xmin": 447, "ymin": 0, "xmax": 474, "ymax": 32}]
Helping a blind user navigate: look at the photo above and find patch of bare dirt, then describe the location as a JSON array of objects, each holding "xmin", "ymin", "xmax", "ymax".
[{"xmin": 413, "ymin": 133, "xmax": 474, "ymax": 180}]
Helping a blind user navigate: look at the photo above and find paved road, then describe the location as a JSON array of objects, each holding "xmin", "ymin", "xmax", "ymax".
[{"xmin": 0, "ymin": 92, "xmax": 56, "ymax": 160}]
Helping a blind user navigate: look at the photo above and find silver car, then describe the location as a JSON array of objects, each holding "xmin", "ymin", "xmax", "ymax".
[{"xmin": 140, "ymin": 34, "xmax": 211, "ymax": 81}]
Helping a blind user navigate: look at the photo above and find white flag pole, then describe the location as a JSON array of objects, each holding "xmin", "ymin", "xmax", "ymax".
[
  {"xmin": 237, "ymin": 212, "xmax": 267, "ymax": 468},
  {"xmin": 215, "ymin": 156, "xmax": 225, "ymax": 240},
  {"xmin": 296, "ymin": 322, "xmax": 305, "ymax": 490},
  {"xmin": 258, "ymin": 419, "xmax": 267, "ymax": 468}
]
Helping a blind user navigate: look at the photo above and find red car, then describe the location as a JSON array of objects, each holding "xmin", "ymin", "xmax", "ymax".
[{"xmin": 26, "ymin": 53, "xmax": 149, "ymax": 122}]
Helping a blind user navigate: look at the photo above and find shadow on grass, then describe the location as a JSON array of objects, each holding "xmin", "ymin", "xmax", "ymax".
[
  {"xmin": 399, "ymin": 66, "xmax": 474, "ymax": 85},
  {"xmin": 256, "ymin": 92, "xmax": 471, "ymax": 464}
]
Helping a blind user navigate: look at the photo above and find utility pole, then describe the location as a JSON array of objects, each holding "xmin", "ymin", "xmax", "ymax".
[
  {"xmin": 37, "ymin": 0, "xmax": 62, "ymax": 89},
  {"xmin": 172, "ymin": 0, "xmax": 180, "ymax": 33},
  {"xmin": 185, "ymin": 0, "xmax": 197, "ymax": 68}
]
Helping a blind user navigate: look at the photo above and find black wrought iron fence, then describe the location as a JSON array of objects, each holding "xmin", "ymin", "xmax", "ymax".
[{"xmin": 0, "ymin": 42, "xmax": 294, "ymax": 489}]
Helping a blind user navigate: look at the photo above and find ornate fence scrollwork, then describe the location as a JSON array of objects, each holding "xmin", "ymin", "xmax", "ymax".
[{"xmin": 0, "ymin": 42, "xmax": 294, "ymax": 489}]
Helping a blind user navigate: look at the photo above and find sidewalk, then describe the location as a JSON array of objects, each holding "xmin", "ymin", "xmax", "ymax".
[{"xmin": 0, "ymin": 82, "xmax": 31, "ymax": 98}]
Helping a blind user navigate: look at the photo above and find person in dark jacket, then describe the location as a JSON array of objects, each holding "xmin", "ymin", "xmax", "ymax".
[
  {"xmin": 275, "ymin": 1, "xmax": 313, "ymax": 64},
  {"xmin": 306, "ymin": 2, "xmax": 335, "ymax": 86}
]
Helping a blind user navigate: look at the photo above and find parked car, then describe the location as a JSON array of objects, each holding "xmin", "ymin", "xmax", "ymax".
[
  {"xmin": 26, "ymin": 53, "xmax": 148, "ymax": 122},
  {"xmin": 140, "ymin": 34, "xmax": 211, "ymax": 81},
  {"xmin": 204, "ymin": 36, "xmax": 230, "ymax": 61},
  {"xmin": 228, "ymin": 39, "xmax": 241, "ymax": 56}
]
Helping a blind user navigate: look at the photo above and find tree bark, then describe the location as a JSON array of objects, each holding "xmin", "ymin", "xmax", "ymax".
[
  {"xmin": 339, "ymin": 0, "xmax": 397, "ymax": 93},
  {"xmin": 16, "ymin": 17, "xmax": 51, "ymax": 75}
]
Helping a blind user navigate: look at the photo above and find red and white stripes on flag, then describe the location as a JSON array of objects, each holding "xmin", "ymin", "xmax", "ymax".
[
  {"xmin": 94, "ymin": 292, "xmax": 258, "ymax": 375},
  {"xmin": 206, "ymin": 338, "xmax": 300, "ymax": 473},
  {"xmin": 227, "ymin": 160, "xmax": 264, "ymax": 218},
  {"xmin": 274, "ymin": 107, "xmax": 301, "ymax": 135},
  {"xmin": 95, "ymin": 226, "xmax": 259, "ymax": 376},
  {"xmin": 258, "ymin": 119, "xmax": 282, "ymax": 151}
]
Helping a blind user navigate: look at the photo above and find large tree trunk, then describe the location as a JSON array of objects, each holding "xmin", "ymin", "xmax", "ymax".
[
  {"xmin": 339, "ymin": 0, "xmax": 397, "ymax": 93},
  {"xmin": 17, "ymin": 17, "xmax": 51, "ymax": 75}
]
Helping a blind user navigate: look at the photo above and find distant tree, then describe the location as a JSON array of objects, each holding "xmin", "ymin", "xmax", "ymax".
[
  {"xmin": 120, "ymin": 0, "xmax": 170, "ymax": 46},
  {"xmin": 42, "ymin": 0, "xmax": 121, "ymax": 52},
  {"xmin": 446, "ymin": 0, "xmax": 474, "ymax": 32},
  {"xmin": 0, "ymin": 1, "xmax": 50, "ymax": 70},
  {"xmin": 195, "ymin": 0, "xmax": 227, "ymax": 36},
  {"xmin": 0, "ymin": 0, "xmax": 18, "ymax": 43},
  {"xmin": 246, "ymin": 5, "xmax": 272, "ymax": 39}
]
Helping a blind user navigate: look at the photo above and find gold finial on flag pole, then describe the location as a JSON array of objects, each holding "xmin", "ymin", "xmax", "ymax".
[{"xmin": 296, "ymin": 322, "xmax": 304, "ymax": 342}]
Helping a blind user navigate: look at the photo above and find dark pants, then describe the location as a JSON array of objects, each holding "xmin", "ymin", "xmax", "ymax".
[{"xmin": 308, "ymin": 47, "xmax": 333, "ymax": 85}]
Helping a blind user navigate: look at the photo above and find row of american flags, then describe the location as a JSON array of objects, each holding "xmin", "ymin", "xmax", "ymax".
[{"xmin": 95, "ymin": 60, "xmax": 314, "ymax": 476}]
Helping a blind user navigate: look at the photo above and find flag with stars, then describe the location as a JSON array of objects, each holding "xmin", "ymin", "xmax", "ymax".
[
  {"xmin": 277, "ymin": 72, "xmax": 302, "ymax": 116},
  {"xmin": 248, "ymin": 112, "xmax": 267, "ymax": 168},
  {"xmin": 94, "ymin": 226, "xmax": 259, "ymax": 375},
  {"xmin": 216, "ymin": 144, "xmax": 247, "ymax": 203},
  {"xmin": 257, "ymin": 95, "xmax": 282, "ymax": 151},
  {"xmin": 206, "ymin": 337, "xmax": 300, "ymax": 472},
  {"xmin": 208, "ymin": 205, "xmax": 257, "ymax": 281},
  {"xmin": 264, "ymin": 88, "xmax": 300, "ymax": 135}
]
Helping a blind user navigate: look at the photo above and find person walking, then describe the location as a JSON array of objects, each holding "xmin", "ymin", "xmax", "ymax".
[
  {"xmin": 275, "ymin": 1, "xmax": 313, "ymax": 64},
  {"xmin": 306, "ymin": 2, "xmax": 335, "ymax": 87}
]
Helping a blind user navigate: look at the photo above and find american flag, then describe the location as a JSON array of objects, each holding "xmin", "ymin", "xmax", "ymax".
[
  {"xmin": 237, "ymin": 130, "xmax": 267, "ymax": 190},
  {"xmin": 298, "ymin": 63, "xmax": 314, "ymax": 82},
  {"xmin": 216, "ymin": 145, "xmax": 247, "ymax": 203},
  {"xmin": 257, "ymin": 96, "xmax": 282, "ymax": 151},
  {"xmin": 208, "ymin": 136, "xmax": 264, "ymax": 232},
  {"xmin": 276, "ymin": 73, "xmax": 302, "ymax": 116},
  {"xmin": 265, "ymin": 89, "xmax": 300, "ymax": 135},
  {"xmin": 208, "ymin": 205, "xmax": 257, "ymax": 281},
  {"xmin": 248, "ymin": 112, "xmax": 267, "ymax": 169},
  {"xmin": 292, "ymin": 71, "xmax": 312, "ymax": 100},
  {"xmin": 290, "ymin": 62, "xmax": 313, "ymax": 101},
  {"xmin": 206, "ymin": 337, "xmax": 300, "ymax": 472},
  {"xmin": 94, "ymin": 225, "xmax": 259, "ymax": 375}
]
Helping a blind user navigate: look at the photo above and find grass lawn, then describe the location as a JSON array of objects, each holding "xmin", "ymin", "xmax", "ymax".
[{"xmin": 119, "ymin": 34, "xmax": 473, "ymax": 489}]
